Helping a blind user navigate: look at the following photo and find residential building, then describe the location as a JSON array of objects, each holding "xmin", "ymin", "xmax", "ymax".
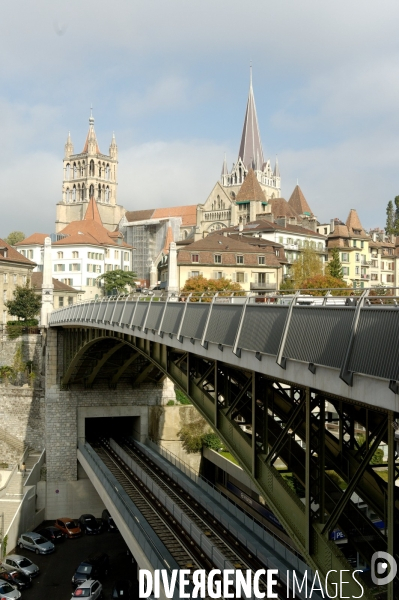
[
  {"xmin": 0, "ymin": 239, "xmax": 36, "ymax": 324},
  {"xmin": 15, "ymin": 198, "xmax": 133, "ymax": 299},
  {"xmin": 56, "ymin": 110, "xmax": 125, "ymax": 233},
  {"xmin": 165, "ymin": 232, "xmax": 284, "ymax": 292},
  {"xmin": 30, "ymin": 273, "xmax": 81, "ymax": 309}
]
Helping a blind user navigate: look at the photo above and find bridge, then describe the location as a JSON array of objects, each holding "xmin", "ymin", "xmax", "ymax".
[{"xmin": 48, "ymin": 293, "xmax": 399, "ymax": 599}]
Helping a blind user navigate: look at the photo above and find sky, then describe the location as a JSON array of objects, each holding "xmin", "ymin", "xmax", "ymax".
[{"xmin": 1, "ymin": 0, "xmax": 399, "ymax": 237}]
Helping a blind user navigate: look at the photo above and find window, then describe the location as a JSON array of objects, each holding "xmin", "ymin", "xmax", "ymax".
[
  {"xmin": 342, "ymin": 267, "xmax": 349, "ymax": 276},
  {"xmin": 22, "ymin": 275, "xmax": 27, "ymax": 285},
  {"xmin": 355, "ymin": 253, "xmax": 360, "ymax": 262},
  {"xmin": 190, "ymin": 271, "xmax": 199, "ymax": 277},
  {"xmin": 257, "ymin": 272, "xmax": 270, "ymax": 284},
  {"xmin": 105, "ymin": 249, "xmax": 110, "ymax": 258},
  {"xmin": 86, "ymin": 278, "xmax": 93, "ymax": 286},
  {"xmin": 353, "ymin": 240, "xmax": 357, "ymax": 247},
  {"xmin": 258, "ymin": 256, "xmax": 265, "ymax": 265},
  {"xmin": 361, "ymin": 241, "xmax": 364, "ymax": 249},
  {"xmin": 278, "ymin": 237, "xmax": 283, "ymax": 244},
  {"xmin": 213, "ymin": 271, "xmax": 223, "ymax": 279},
  {"xmin": 69, "ymin": 264, "xmax": 80, "ymax": 271},
  {"xmin": 57, "ymin": 251, "xmax": 63, "ymax": 259},
  {"xmin": 3, "ymin": 273, "xmax": 7, "ymax": 283},
  {"xmin": 236, "ymin": 255, "xmax": 244, "ymax": 264},
  {"xmin": 61, "ymin": 278, "xmax": 73, "ymax": 285},
  {"xmin": 13, "ymin": 274, "xmax": 17, "ymax": 284},
  {"xmin": 355, "ymin": 266, "xmax": 359, "ymax": 275},
  {"xmin": 324, "ymin": 227, "xmax": 328, "ymax": 235},
  {"xmin": 191, "ymin": 254, "xmax": 199, "ymax": 263},
  {"xmin": 72, "ymin": 251, "xmax": 79, "ymax": 259},
  {"xmin": 28, "ymin": 250, "xmax": 33, "ymax": 259},
  {"xmin": 105, "ymin": 264, "xmax": 113, "ymax": 272},
  {"xmin": 3, "ymin": 290, "xmax": 7, "ymax": 302},
  {"xmin": 68, "ymin": 297, "xmax": 73, "ymax": 305},
  {"xmin": 59, "ymin": 296, "xmax": 64, "ymax": 307},
  {"xmin": 214, "ymin": 254, "xmax": 221, "ymax": 264},
  {"xmin": 124, "ymin": 252, "xmax": 129, "ymax": 261},
  {"xmin": 20, "ymin": 250, "xmax": 26, "ymax": 257},
  {"xmin": 341, "ymin": 253, "xmax": 349, "ymax": 262},
  {"xmin": 275, "ymin": 250, "xmax": 280, "ymax": 257},
  {"xmin": 114, "ymin": 250, "xmax": 119, "ymax": 259},
  {"xmin": 54, "ymin": 264, "xmax": 65, "ymax": 272}
]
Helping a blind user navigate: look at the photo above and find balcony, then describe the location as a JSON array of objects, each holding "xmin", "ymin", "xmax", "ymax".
[
  {"xmin": 361, "ymin": 274, "xmax": 370, "ymax": 280},
  {"xmin": 250, "ymin": 282, "xmax": 277, "ymax": 291},
  {"xmin": 284, "ymin": 243, "xmax": 299, "ymax": 250}
]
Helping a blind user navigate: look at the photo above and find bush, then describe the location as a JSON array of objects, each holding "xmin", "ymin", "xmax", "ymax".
[
  {"xmin": 202, "ymin": 432, "xmax": 223, "ymax": 451},
  {"xmin": 7, "ymin": 319, "xmax": 38, "ymax": 327},
  {"xmin": 175, "ymin": 389, "xmax": 192, "ymax": 405}
]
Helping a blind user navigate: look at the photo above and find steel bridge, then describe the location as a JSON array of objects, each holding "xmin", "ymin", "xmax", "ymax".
[{"xmin": 49, "ymin": 294, "xmax": 399, "ymax": 599}]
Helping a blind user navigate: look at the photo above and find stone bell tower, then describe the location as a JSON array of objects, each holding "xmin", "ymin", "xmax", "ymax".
[{"xmin": 55, "ymin": 110, "xmax": 125, "ymax": 232}]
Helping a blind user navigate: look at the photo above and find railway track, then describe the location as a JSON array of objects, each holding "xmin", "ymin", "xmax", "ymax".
[{"xmin": 96, "ymin": 437, "xmax": 296, "ymax": 599}]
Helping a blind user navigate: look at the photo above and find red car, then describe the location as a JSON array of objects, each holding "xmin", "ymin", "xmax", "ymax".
[{"xmin": 54, "ymin": 518, "xmax": 82, "ymax": 538}]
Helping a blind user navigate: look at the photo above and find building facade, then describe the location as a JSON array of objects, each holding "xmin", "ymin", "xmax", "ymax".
[
  {"xmin": 0, "ymin": 239, "xmax": 36, "ymax": 324},
  {"xmin": 56, "ymin": 111, "xmax": 125, "ymax": 233}
]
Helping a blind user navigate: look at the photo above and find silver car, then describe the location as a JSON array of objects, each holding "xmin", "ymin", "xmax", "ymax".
[
  {"xmin": 17, "ymin": 531, "xmax": 55, "ymax": 555},
  {"xmin": 2, "ymin": 555, "xmax": 40, "ymax": 577},
  {"xmin": 0, "ymin": 579, "xmax": 21, "ymax": 599},
  {"xmin": 72, "ymin": 579, "xmax": 103, "ymax": 598}
]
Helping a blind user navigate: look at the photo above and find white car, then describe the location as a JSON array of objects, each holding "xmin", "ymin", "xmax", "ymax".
[
  {"xmin": 17, "ymin": 531, "xmax": 55, "ymax": 555},
  {"xmin": 72, "ymin": 579, "xmax": 103, "ymax": 598},
  {"xmin": 0, "ymin": 578, "xmax": 21, "ymax": 599},
  {"xmin": 2, "ymin": 555, "xmax": 39, "ymax": 578}
]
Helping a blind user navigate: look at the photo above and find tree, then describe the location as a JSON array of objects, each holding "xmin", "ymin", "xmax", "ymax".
[
  {"xmin": 4, "ymin": 231, "xmax": 25, "ymax": 245},
  {"xmin": 5, "ymin": 283, "xmax": 42, "ymax": 321},
  {"xmin": 326, "ymin": 247, "xmax": 343, "ymax": 280},
  {"xmin": 300, "ymin": 274, "xmax": 349, "ymax": 295},
  {"xmin": 394, "ymin": 196, "xmax": 399, "ymax": 235},
  {"xmin": 386, "ymin": 200, "xmax": 395, "ymax": 235},
  {"xmin": 289, "ymin": 242, "xmax": 323, "ymax": 287},
  {"xmin": 96, "ymin": 269, "xmax": 137, "ymax": 295},
  {"xmin": 181, "ymin": 275, "xmax": 243, "ymax": 300}
]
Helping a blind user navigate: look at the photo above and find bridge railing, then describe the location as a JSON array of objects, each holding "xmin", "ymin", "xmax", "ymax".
[{"xmin": 50, "ymin": 287, "xmax": 399, "ymax": 388}]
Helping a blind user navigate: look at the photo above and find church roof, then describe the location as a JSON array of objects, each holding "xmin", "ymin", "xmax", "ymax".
[
  {"xmin": 238, "ymin": 71, "xmax": 264, "ymax": 170},
  {"xmin": 15, "ymin": 233, "xmax": 48, "ymax": 246},
  {"xmin": 268, "ymin": 197, "xmax": 297, "ymax": 219},
  {"xmin": 235, "ymin": 169, "xmax": 265, "ymax": 203},
  {"xmin": 124, "ymin": 205, "xmax": 197, "ymax": 227},
  {"xmin": 288, "ymin": 185, "xmax": 313, "ymax": 216},
  {"xmin": 82, "ymin": 111, "xmax": 100, "ymax": 154},
  {"xmin": 0, "ymin": 239, "xmax": 36, "ymax": 266},
  {"xmin": 56, "ymin": 200, "xmax": 130, "ymax": 248}
]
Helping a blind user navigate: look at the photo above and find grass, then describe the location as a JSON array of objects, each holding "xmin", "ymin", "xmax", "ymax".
[
  {"xmin": 219, "ymin": 451, "xmax": 240, "ymax": 465},
  {"xmin": 375, "ymin": 470, "xmax": 389, "ymax": 482}
]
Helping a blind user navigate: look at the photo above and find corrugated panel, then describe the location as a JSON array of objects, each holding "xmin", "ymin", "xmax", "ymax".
[
  {"xmin": 120, "ymin": 302, "xmax": 136, "ymax": 326},
  {"xmin": 132, "ymin": 303, "xmax": 148, "ymax": 328},
  {"xmin": 206, "ymin": 305, "xmax": 242, "ymax": 346},
  {"xmin": 145, "ymin": 303, "xmax": 165, "ymax": 330},
  {"xmin": 349, "ymin": 308, "xmax": 399, "ymax": 380},
  {"xmin": 90, "ymin": 304, "xmax": 100, "ymax": 321},
  {"xmin": 162, "ymin": 303, "xmax": 185, "ymax": 334},
  {"xmin": 81, "ymin": 304, "xmax": 90, "ymax": 320},
  {"xmin": 238, "ymin": 305, "xmax": 287, "ymax": 355},
  {"xmin": 112, "ymin": 303, "xmax": 124, "ymax": 323},
  {"xmin": 180, "ymin": 304, "xmax": 210, "ymax": 339},
  {"xmin": 104, "ymin": 303, "xmax": 114, "ymax": 322},
  {"xmin": 97, "ymin": 303, "xmax": 107, "ymax": 321},
  {"xmin": 284, "ymin": 307, "xmax": 354, "ymax": 368}
]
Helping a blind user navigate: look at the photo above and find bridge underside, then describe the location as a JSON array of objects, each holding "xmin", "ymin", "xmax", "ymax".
[{"xmin": 58, "ymin": 326, "xmax": 398, "ymax": 599}]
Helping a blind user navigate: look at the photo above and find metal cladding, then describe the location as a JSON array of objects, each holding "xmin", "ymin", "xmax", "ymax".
[{"xmin": 50, "ymin": 297, "xmax": 399, "ymax": 386}]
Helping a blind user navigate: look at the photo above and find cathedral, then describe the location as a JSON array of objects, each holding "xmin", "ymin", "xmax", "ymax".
[{"xmin": 55, "ymin": 110, "xmax": 125, "ymax": 233}]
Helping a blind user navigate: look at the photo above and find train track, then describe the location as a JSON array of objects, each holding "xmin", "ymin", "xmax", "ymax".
[{"xmin": 97, "ymin": 437, "xmax": 295, "ymax": 599}]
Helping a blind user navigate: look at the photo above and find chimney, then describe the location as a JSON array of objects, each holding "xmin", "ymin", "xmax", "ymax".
[
  {"xmin": 276, "ymin": 216, "xmax": 287, "ymax": 228},
  {"xmin": 330, "ymin": 219, "xmax": 335, "ymax": 234}
]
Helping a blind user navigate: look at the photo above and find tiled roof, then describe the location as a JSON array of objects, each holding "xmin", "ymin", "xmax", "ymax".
[
  {"xmin": 124, "ymin": 209, "xmax": 156, "ymax": 222},
  {"xmin": 84, "ymin": 197, "xmax": 102, "ymax": 223},
  {"xmin": 223, "ymin": 219, "xmax": 326, "ymax": 238},
  {"xmin": 0, "ymin": 239, "xmax": 36, "ymax": 266},
  {"xmin": 288, "ymin": 185, "xmax": 313, "ymax": 216},
  {"xmin": 345, "ymin": 209, "xmax": 369, "ymax": 238},
  {"xmin": 328, "ymin": 224, "xmax": 350, "ymax": 239},
  {"xmin": 268, "ymin": 197, "xmax": 298, "ymax": 219},
  {"xmin": 15, "ymin": 233, "xmax": 49, "ymax": 246},
  {"xmin": 235, "ymin": 169, "xmax": 266, "ymax": 203},
  {"xmin": 124, "ymin": 205, "xmax": 197, "ymax": 227},
  {"xmin": 31, "ymin": 272, "xmax": 80, "ymax": 292}
]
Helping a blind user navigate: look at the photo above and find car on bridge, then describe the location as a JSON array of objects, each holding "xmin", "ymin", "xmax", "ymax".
[
  {"xmin": 17, "ymin": 531, "xmax": 55, "ymax": 555},
  {"xmin": 54, "ymin": 518, "xmax": 82, "ymax": 538},
  {"xmin": 72, "ymin": 579, "xmax": 103, "ymax": 599},
  {"xmin": 0, "ymin": 579, "xmax": 21, "ymax": 599},
  {"xmin": 1, "ymin": 555, "xmax": 39, "ymax": 578}
]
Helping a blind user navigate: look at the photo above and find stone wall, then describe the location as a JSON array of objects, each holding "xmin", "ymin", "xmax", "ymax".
[{"xmin": 0, "ymin": 333, "xmax": 42, "ymax": 371}]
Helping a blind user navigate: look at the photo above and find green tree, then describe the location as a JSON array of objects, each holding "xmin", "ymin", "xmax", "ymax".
[
  {"xmin": 96, "ymin": 269, "xmax": 137, "ymax": 295},
  {"xmin": 393, "ymin": 195, "xmax": 399, "ymax": 235},
  {"xmin": 4, "ymin": 231, "xmax": 25, "ymax": 245},
  {"xmin": 181, "ymin": 275, "xmax": 243, "ymax": 300},
  {"xmin": 5, "ymin": 283, "xmax": 42, "ymax": 321},
  {"xmin": 326, "ymin": 247, "xmax": 344, "ymax": 280},
  {"xmin": 301, "ymin": 274, "xmax": 349, "ymax": 295},
  {"xmin": 289, "ymin": 242, "xmax": 323, "ymax": 287},
  {"xmin": 386, "ymin": 200, "xmax": 395, "ymax": 235}
]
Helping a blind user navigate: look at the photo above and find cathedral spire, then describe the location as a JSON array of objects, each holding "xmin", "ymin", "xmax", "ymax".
[
  {"xmin": 82, "ymin": 107, "xmax": 100, "ymax": 154},
  {"xmin": 238, "ymin": 69, "xmax": 264, "ymax": 170},
  {"xmin": 273, "ymin": 155, "xmax": 280, "ymax": 178},
  {"xmin": 64, "ymin": 131, "xmax": 74, "ymax": 158},
  {"xmin": 109, "ymin": 131, "xmax": 118, "ymax": 158}
]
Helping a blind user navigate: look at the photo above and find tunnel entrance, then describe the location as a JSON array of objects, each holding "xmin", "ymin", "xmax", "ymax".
[{"xmin": 85, "ymin": 416, "xmax": 139, "ymax": 443}]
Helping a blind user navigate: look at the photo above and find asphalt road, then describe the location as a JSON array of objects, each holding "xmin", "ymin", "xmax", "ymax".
[{"xmin": 5, "ymin": 523, "xmax": 138, "ymax": 600}]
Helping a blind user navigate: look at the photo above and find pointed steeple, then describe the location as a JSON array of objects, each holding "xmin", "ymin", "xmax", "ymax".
[
  {"xmin": 273, "ymin": 156, "xmax": 280, "ymax": 178},
  {"xmin": 64, "ymin": 131, "xmax": 74, "ymax": 158},
  {"xmin": 288, "ymin": 185, "xmax": 313, "ymax": 216},
  {"xmin": 84, "ymin": 197, "xmax": 103, "ymax": 224},
  {"xmin": 238, "ymin": 69, "xmax": 264, "ymax": 170},
  {"xmin": 109, "ymin": 131, "xmax": 118, "ymax": 158},
  {"xmin": 82, "ymin": 107, "xmax": 100, "ymax": 154},
  {"xmin": 235, "ymin": 169, "xmax": 266, "ymax": 203},
  {"xmin": 221, "ymin": 154, "xmax": 228, "ymax": 177}
]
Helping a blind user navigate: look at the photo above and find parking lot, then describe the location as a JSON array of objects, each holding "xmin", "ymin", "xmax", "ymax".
[{"xmin": 3, "ymin": 522, "xmax": 138, "ymax": 599}]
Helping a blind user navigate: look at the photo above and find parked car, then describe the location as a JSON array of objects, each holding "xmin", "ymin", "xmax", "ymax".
[
  {"xmin": 0, "ymin": 568, "xmax": 31, "ymax": 590},
  {"xmin": 54, "ymin": 518, "xmax": 82, "ymax": 538},
  {"xmin": 71, "ymin": 553, "xmax": 109, "ymax": 588},
  {"xmin": 78, "ymin": 514, "xmax": 103, "ymax": 535},
  {"xmin": 38, "ymin": 526, "xmax": 65, "ymax": 543},
  {"xmin": 17, "ymin": 531, "xmax": 55, "ymax": 555},
  {"xmin": 111, "ymin": 579, "xmax": 134, "ymax": 599},
  {"xmin": 2, "ymin": 555, "xmax": 39, "ymax": 578},
  {"xmin": 72, "ymin": 579, "xmax": 103, "ymax": 599},
  {"xmin": 0, "ymin": 579, "xmax": 21, "ymax": 599},
  {"xmin": 102, "ymin": 509, "xmax": 118, "ymax": 532}
]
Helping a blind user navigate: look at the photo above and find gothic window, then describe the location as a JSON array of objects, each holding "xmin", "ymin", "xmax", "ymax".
[
  {"xmin": 72, "ymin": 185, "xmax": 76, "ymax": 202},
  {"xmin": 106, "ymin": 164, "xmax": 110, "ymax": 180},
  {"xmin": 89, "ymin": 160, "xmax": 94, "ymax": 176},
  {"xmin": 73, "ymin": 163, "xmax": 77, "ymax": 179},
  {"xmin": 81, "ymin": 185, "xmax": 85, "ymax": 201},
  {"xmin": 99, "ymin": 165, "xmax": 102, "ymax": 178},
  {"xmin": 239, "ymin": 168, "xmax": 242, "ymax": 183},
  {"xmin": 89, "ymin": 184, "xmax": 94, "ymax": 198},
  {"xmin": 65, "ymin": 163, "xmax": 70, "ymax": 180},
  {"xmin": 98, "ymin": 184, "xmax": 101, "ymax": 200},
  {"xmin": 66, "ymin": 188, "xmax": 70, "ymax": 202},
  {"xmin": 105, "ymin": 186, "xmax": 110, "ymax": 203}
]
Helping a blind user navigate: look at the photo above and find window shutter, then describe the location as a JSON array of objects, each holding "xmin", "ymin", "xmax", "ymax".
[
  {"xmin": 254, "ymin": 272, "xmax": 258, "ymax": 283},
  {"xmin": 231, "ymin": 273, "xmax": 236, "ymax": 282},
  {"xmin": 244, "ymin": 272, "xmax": 248, "ymax": 283}
]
